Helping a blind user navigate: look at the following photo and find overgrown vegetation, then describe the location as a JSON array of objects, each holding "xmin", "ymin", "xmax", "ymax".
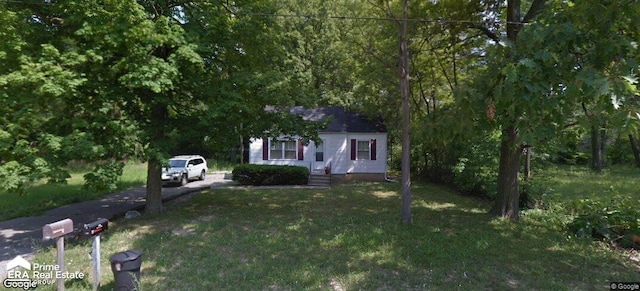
[
  {"xmin": 542, "ymin": 165, "xmax": 640, "ymax": 249},
  {"xmin": 567, "ymin": 195, "xmax": 640, "ymax": 249},
  {"xmin": 232, "ymin": 164, "xmax": 309, "ymax": 186}
]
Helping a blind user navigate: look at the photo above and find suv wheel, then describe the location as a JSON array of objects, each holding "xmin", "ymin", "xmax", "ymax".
[
  {"xmin": 180, "ymin": 174, "xmax": 188, "ymax": 186},
  {"xmin": 199, "ymin": 170, "xmax": 206, "ymax": 181}
]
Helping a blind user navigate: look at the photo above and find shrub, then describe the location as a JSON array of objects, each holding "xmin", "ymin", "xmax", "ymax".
[
  {"xmin": 450, "ymin": 132, "xmax": 500, "ymax": 199},
  {"xmin": 520, "ymin": 176, "xmax": 552, "ymax": 209},
  {"xmin": 567, "ymin": 195, "xmax": 640, "ymax": 249},
  {"xmin": 232, "ymin": 164, "xmax": 309, "ymax": 186},
  {"xmin": 452, "ymin": 157, "xmax": 497, "ymax": 198},
  {"xmin": 83, "ymin": 161, "xmax": 125, "ymax": 192}
]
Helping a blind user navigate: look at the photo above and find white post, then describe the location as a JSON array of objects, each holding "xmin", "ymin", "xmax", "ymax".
[
  {"xmin": 56, "ymin": 237, "xmax": 64, "ymax": 291},
  {"xmin": 91, "ymin": 235, "xmax": 101, "ymax": 290}
]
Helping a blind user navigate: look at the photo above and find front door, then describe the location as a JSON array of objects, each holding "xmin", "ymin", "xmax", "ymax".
[{"xmin": 312, "ymin": 140, "xmax": 325, "ymax": 173}]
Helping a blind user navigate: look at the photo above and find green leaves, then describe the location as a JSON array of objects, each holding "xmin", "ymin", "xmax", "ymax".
[
  {"xmin": 464, "ymin": 0, "xmax": 640, "ymax": 146},
  {"xmin": 119, "ymin": 57, "xmax": 179, "ymax": 93},
  {"xmin": 83, "ymin": 161, "xmax": 125, "ymax": 192},
  {"xmin": 567, "ymin": 195, "xmax": 640, "ymax": 248}
]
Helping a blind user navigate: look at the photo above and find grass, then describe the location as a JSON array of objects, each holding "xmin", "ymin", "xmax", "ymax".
[
  {"xmin": 32, "ymin": 180, "xmax": 639, "ymax": 290},
  {"xmin": 0, "ymin": 162, "xmax": 148, "ymax": 221},
  {"xmin": 0, "ymin": 159, "xmax": 237, "ymax": 221},
  {"xmin": 539, "ymin": 164, "xmax": 640, "ymax": 204}
]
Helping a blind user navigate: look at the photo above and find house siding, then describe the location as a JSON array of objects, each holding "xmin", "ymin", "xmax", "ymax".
[
  {"xmin": 249, "ymin": 132, "xmax": 387, "ymax": 176},
  {"xmin": 343, "ymin": 133, "xmax": 387, "ymax": 174},
  {"xmin": 248, "ymin": 137, "xmax": 310, "ymax": 168}
]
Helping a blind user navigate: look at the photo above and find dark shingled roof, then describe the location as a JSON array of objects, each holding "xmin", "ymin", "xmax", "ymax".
[{"xmin": 289, "ymin": 106, "xmax": 387, "ymax": 133}]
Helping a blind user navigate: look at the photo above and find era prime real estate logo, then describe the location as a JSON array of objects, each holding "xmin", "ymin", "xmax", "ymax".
[{"xmin": 3, "ymin": 255, "xmax": 85, "ymax": 290}]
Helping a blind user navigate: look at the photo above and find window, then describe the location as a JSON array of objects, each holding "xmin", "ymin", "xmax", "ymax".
[
  {"xmin": 169, "ymin": 159, "xmax": 187, "ymax": 168},
  {"xmin": 315, "ymin": 142, "xmax": 324, "ymax": 162},
  {"xmin": 284, "ymin": 141, "xmax": 297, "ymax": 159},
  {"xmin": 357, "ymin": 140, "xmax": 370, "ymax": 160},
  {"xmin": 350, "ymin": 138, "xmax": 377, "ymax": 160},
  {"xmin": 269, "ymin": 139, "xmax": 297, "ymax": 160}
]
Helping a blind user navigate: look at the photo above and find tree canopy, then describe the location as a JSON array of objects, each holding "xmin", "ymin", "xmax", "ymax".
[{"xmin": 1, "ymin": 0, "xmax": 638, "ymax": 219}]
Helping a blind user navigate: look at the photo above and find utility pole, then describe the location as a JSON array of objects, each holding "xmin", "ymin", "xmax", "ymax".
[{"xmin": 399, "ymin": 0, "xmax": 412, "ymax": 224}]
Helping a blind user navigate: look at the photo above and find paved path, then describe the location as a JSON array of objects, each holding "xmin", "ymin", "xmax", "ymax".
[{"xmin": 0, "ymin": 173, "xmax": 233, "ymax": 280}]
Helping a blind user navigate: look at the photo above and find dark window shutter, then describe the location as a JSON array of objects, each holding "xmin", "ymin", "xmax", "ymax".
[
  {"xmin": 262, "ymin": 138, "xmax": 269, "ymax": 160},
  {"xmin": 371, "ymin": 139, "xmax": 377, "ymax": 160},
  {"xmin": 350, "ymin": 139, "xmax": 356, "ymax": 160},
  {"xmin": 298, "ymin": 139, "xmax": 304, "ymax": 160}
]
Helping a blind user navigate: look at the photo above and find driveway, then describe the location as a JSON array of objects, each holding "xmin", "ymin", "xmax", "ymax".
[{"xmin": 0, "ymin": 172, "xmax": 233, "ymax": 280}]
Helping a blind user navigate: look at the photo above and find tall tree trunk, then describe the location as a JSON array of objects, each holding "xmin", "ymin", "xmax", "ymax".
[
  {"xmin": 145, "ymin": 158, "xmax": 163, "ymax": 214},
  {"xmin": 423, "ymin": 150, "xmax": 429, "ymax": 177},
  {"xmin": 490, "ymin": 125, "xmax": 523, "ymax": 219},
  {"xmin": 523, "ymin": 146, "xmax": 531, "ymax": 180},
  {"xmin": 591, "ymin": 125, "xmax": 603, "ymax": 172},
  {"xmin": 601, "ymin": 126, "xmax": 607, "ymax": 167},
  {"xmin": 630, "ymin": 134, "xmax": 640, "ymax": 168},
  {"xmin": 490, "ymin": 0, "xmax": 525, "ymax": 219},
  {"xmin": 145, "ymin": 102, "xmax": 168, "ymax": 215},
  {"xmin": 399, "ymin": 0, "xmax": 412, "ymax": 224},
  {"xmin": 240, "ymin": 123, "xmax": 245, "ymax": 164}
]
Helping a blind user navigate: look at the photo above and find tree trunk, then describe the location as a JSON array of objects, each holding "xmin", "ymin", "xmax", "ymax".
[
  {"xmin": 490, "ymin": 125, "xmax": 522, "ymax": 220},
  {"xmin": 523, "ymin": 146, "xmax": 531, "ymax": 180},
  {"xmin": 399, "ymin": 0, "xmax": 412, "ymax": 224},
  {"xmin": 145, "ymin": 158, "xmax": 164, "ymax": 214},
  {"xmin": 591, "ymin": 125, "xmax": 603, "ymax": 172},
  {"xmin": 423, "ymin": 150, "xmax": 429, "ymax": 177},
  {"xmin": 145, "ymin": 102, "xmax": 168, "ymax": 215},
  {"xmin": 629, "ymin": 134, "xmax": 640, "ymax": 168},
  {"xmin": 489, "ymin": 0, "xmax": 524, "ymax": 220}
]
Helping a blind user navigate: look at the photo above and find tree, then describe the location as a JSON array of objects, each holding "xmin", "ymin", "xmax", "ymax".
[
  {"xmin": 464, "ymin": 0, "xmax": 640, "ymax": 219},
  {"xmin": 631, "ymin": 133, "xmax": 640, "ymax": 168},
  {"xmin": 0, "ymin": 0, "xmax": 321, "ymax": 214},
  {"xmin": 69, "ymin": 0, "xmax": 324, "ymax": 214},
  {"xmin": 0, "ymin": 2, "xmax": 101, "ymax": 192}
]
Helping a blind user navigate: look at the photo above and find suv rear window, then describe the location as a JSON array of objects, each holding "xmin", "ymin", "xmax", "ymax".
[{"xmin": 169, "ymin": 159, "xmax": 187, "ymax": 167}]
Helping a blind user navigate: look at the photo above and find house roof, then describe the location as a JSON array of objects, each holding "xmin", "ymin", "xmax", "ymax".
[{"xmin": 289, "ymin": 106, "xmax": 387, "ymax": 133}]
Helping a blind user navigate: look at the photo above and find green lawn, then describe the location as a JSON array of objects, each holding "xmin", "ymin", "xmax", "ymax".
[
  {"xmin": 0, "ymin": 160, "xmax": 236, "ymax": 221},
  {"xmin": 32, "ymin": 179, "xmax": 639, "ymax": 290},
  {"xmin": 540, "ymin": 164, "xmax": 640, "ymax": 204},
  {"xmin": 0, "ymin": 162, "xmax": 148, "ymax": 221}
]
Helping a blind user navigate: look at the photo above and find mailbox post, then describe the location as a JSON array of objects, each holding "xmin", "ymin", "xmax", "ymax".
[
  {"xmin": 83, "ymin": 218, "xmax": 108, "ymax": 291},
  {"xmin": 43, "ymin": 218, "xmax": 74, "ymax": 291}
]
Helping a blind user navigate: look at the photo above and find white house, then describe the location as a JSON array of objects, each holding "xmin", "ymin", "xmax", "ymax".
[{"xmin": 248, "ymin": 106, "xmax": 388, "ymax": 182}]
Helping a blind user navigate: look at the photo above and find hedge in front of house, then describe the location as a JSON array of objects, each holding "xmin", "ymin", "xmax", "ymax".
[{"xmin": 232, "ymin": 164, "xmax": 309, "ymax": 186}]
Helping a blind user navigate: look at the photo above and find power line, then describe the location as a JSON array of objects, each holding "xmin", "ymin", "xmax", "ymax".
[
  {"xmin": 0, "ymin": 1, "xmax": 525, "ymax": 26},
  {"xmin": 0, "ymin": 0, "xmax": 51, "ymax": 4},
  {"xmin": 234, "ymin": 12, "xmax": 525, "ymax": 26}
]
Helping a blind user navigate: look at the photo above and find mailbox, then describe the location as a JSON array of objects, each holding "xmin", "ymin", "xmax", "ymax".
[
  {"xmin": 83, "ymin": 218, "xmax": 108, "ymax": 237},
  {"xmin": 43, "ymin": 218, "xmax": 74, "ymax": 241}
]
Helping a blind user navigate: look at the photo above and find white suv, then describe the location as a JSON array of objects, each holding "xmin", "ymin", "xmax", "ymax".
[{"xmin": 161, "ymin": 155, "xmax": 208, "ymax": 186}]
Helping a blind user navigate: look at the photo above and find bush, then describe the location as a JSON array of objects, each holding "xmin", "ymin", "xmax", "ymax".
[
  {"xmin": 520, "ymin": 176, "xmax": 552, "ymax": 209},
  {"xmin": 567, "ymin": 194, "xmax": 640, "ymax": 249},
  {"xmin": 450, "ymin": 132, "xmax": 500, "ymax": 199},
  {"xmin": 83, "ymin": 161, "xmax": 125, "ymax": 192},
  {"xmin": 607, "ymin": 133, "xmax": 635, "ymax": 166},
  {"xmin": 232, "ymin": 164, "xmax": 309, "ymax": 186}
]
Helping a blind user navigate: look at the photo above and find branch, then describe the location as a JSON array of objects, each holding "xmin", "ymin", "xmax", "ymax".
[
  {"xmin": 522, "ymin": 0, "xmax": 548, "ymax": 23},
  {"xmin": 467, "ymin": 23, "xmax": 501, "ymax": 44},
  {"xmin": 582, "ymin": 102, "xmax": 594, "ymax": 117},
  {"xmin": 384, "ymin": 0, "xmax": 401, "ymax": 25},
  {"xmin": 563, "ymin": 120, "xmax": 581, "ymax": 129}
]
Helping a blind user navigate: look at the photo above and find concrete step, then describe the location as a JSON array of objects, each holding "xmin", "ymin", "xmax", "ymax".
[{"xmin": 308, "ymin": 174, "xmax": 331, "ymax": 187}]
